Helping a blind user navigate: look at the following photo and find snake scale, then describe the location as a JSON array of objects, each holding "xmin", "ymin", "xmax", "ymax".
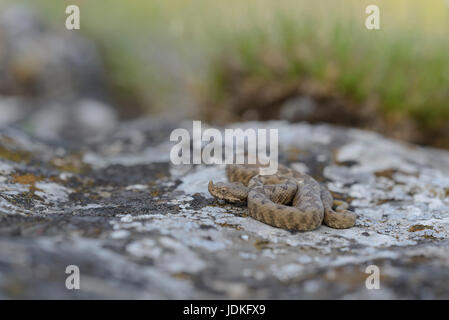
[{"xmin": 208, "ymin": 164, "xmax": 356, "ymax": 231}]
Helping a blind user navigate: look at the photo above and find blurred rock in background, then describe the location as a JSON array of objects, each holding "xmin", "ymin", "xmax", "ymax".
[
  {"xmin": 0, "ymin": 4, "xmax": 117, "ymax": 143},
  {"xmin": 279, "ymin": 96, "xmax": 317, "ymax": 121}
]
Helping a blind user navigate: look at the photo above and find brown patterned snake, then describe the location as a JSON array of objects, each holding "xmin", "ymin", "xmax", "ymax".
[{"xmin": 208, "ymin": 164, "xmax": 356, "ymax": 231}]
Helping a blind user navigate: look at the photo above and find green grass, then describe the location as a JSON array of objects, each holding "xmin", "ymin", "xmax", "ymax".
[
  {"xmin": 2, "ymin": 0, "xmax": 449, "ymax": 141},
  {"xmin": 206, "ymin": 2, "xmax": 449, "ymax": 131}
]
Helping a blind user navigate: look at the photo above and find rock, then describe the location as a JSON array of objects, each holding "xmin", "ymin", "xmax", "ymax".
[
  {"xmin": 0, "ymin": 4, "xmax": 107, "ymax": 100},
  {"xmin": 0, "ymin": 96, "xmax": 29, "ymax": 126},
  {"xmin": 29, "ymin": 99, "xmax": 118, "ymax": 143},
  {"xmin": 0, "ymin": 4, "xmax": 118, "ymax": 144},
  {"xmin": 0, "ymin": 119, "xmax": 449, "ymax": 299},
  {"xmin": 280, "ymin": 96, "xmax": 317, "ymax": 121}
]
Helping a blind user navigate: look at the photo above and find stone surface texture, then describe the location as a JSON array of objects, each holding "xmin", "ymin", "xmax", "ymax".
[{"xmin": 1, "ymin": 119, "xmax": 449, "ymax": 299}]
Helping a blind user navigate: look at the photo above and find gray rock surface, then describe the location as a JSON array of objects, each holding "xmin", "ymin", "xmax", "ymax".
[{"xmin": 1, "ymin": 119, "xmax": 449, "ymax": 299}]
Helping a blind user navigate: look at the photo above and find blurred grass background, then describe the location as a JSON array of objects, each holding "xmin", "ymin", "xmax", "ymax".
[{"xmin": 2, "ymin": 0, "xmax": 449, "ymax": 147}]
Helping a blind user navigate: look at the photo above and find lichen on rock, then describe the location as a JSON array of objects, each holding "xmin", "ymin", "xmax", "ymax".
[{"xmin": 1, "ymin": 118, "xmax": 449, "ymax": 299}]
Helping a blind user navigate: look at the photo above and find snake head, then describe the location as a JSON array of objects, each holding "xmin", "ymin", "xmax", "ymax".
[{"xmin": 208, "ymin": 180, "xmax": 248, "ymax": 203}]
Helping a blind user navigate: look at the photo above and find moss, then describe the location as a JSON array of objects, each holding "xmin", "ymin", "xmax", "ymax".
[
  {"xmin": 286, "ymin": 147, "xmax": 308, "ymax": 162},
  {"xmin": 10, "ymin": 173, "xmax": 45, "ymax": 202},
  {"xmin": 50, "ymin": 153, "xmax": 91, "ymax": 174},
  {"xmin": 217, "ymin": 222, "xmax": 242, "ymax": 231},
  {"xmin": 19, "ymin": 189, "xmax": 44, "ymax": 202},
  {"xmin": 253, "ymin": 239, "xmax": 271, "ymax": 250},
  {"xmin": 171, "ymin": 272, "xmax": 193, "ymax": 280},
  {"xmin": 0, "ymin": 145, "xmax": 31, "ymax": 164},
  {"xmin": 408, "ymin": 224, "xmax": 434, "ymax": 232},
  {"xmin": 11, "ymin": 173, "xmax": 44, "ymax": 185},
  {"xmin": 151, "ymin": 190, "xmax": 160, "ymax": 197}
]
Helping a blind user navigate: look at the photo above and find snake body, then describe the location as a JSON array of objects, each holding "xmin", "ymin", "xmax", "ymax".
[{"xmin": 208, "ymin": 164, "xmax": 356, "ymax": 231}]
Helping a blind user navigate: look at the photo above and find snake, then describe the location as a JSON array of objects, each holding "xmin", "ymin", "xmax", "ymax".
[{"xmin": 208, "ymin": 164, "xmax": 356, "ymax": 231}]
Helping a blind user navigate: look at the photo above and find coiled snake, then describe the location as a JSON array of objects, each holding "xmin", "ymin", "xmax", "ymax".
[{"xmin": 208, "ymin": 164, "xmax": 356, "ymax": 231}]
